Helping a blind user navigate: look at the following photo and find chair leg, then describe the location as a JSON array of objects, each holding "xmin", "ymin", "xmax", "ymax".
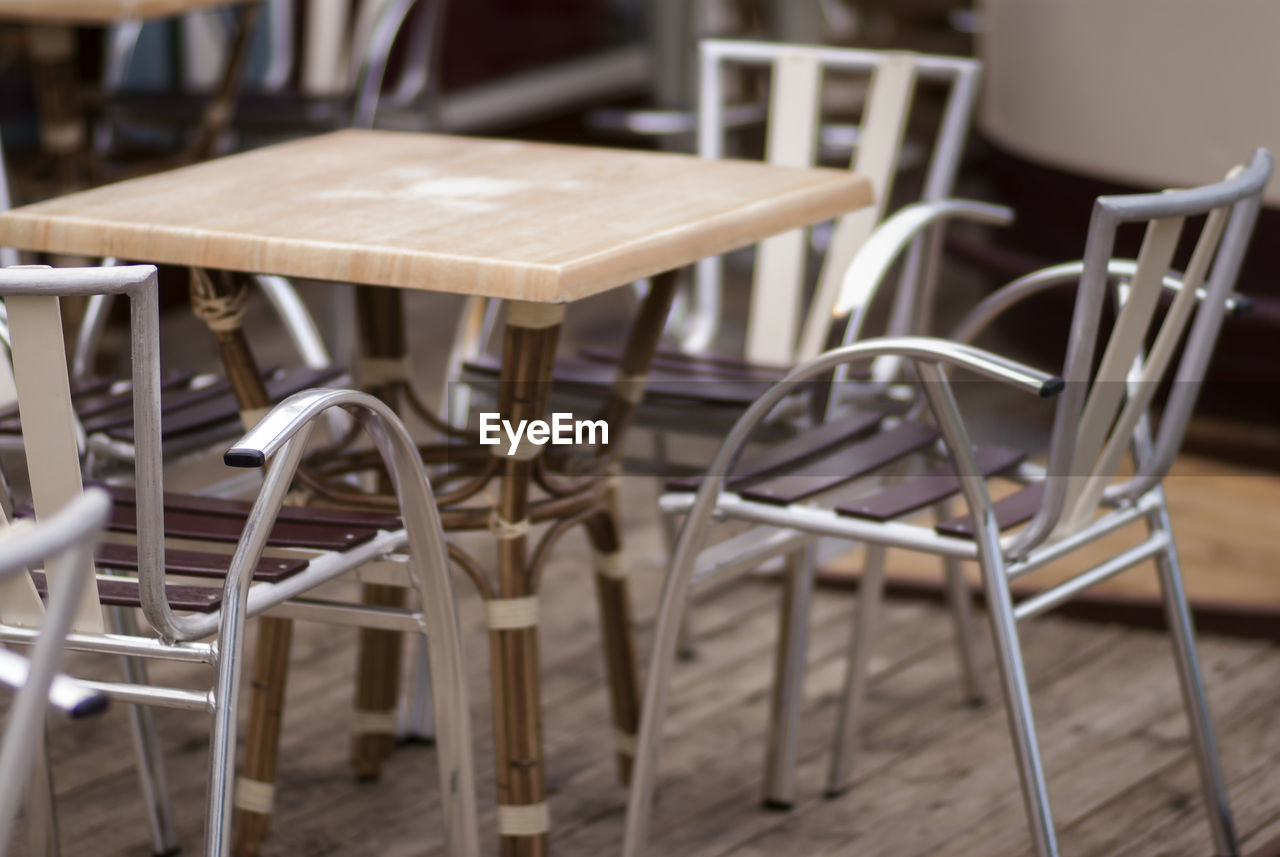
[
  {"xmin": 397, "ymin": 633, "xmax": 436, "ymax": 744},
  {"xmin": 934, "ymin": 500, "xmax": 985, "ymax": 706},
  {"xmin": 650, "ymin": 429, "xmax": 698, "ymax": 661},
  {"xmin": 1151, "ymin": 505, "xmax": 1239, "ymax": 857},
  {"xmin": 825, "ymin": 543, "xmax": 886, "ymax": 797},
  {"xmin": 207, "ymin": 605, "xmax": 251, "ymax": 857},
  {"xmin": 762, "ymin": 543, "xmax": 817, "ymax": 809},
  {"xmin": 25, "ymin": 728, "xmax": 60, "ymax": 857},
  {"xmin": 586, "ymin": 506, "xmax": 642, "ymax": 786},
  {"xmin": 942, "ymin": 556, "xmax": 986, "ymax": 706},
  {"xmin": 982, "ymin": 559, "xmax": 1059, "ymax": 857},
  {"xmin": 109, "ymin": 605, "xmax": 180, "ymax": 857}
]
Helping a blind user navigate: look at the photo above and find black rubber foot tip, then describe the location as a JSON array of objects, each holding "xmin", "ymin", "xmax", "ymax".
[
  {"xmin": 396, "ymin": 734, "xmax": 437, "ymax": 748},
  {"xmin": 966, "ymin": 696, "xmax": 987, "ymax": 709},
  {"xmin": 762, "ymin": 799, "xmax": 793, "ymax": 812},
  {"xmin": 353, "ymin": 772, "xmax": 382, "ymax": 783},
  {"xmin": 153, "ymin": 846, "xmax": 181, "ymax": 857},
  {"xmin": 824, "ymin": 787, "xmax": 851, "ymax": 800}
]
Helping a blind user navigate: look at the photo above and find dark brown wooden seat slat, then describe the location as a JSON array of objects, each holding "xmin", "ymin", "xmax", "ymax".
[
  {"xmin": 836, "ymin": 444, "xmax": 1028, "ymax": 522},
  {"xmin": 935, "ymin": 482, "xmax": 1047, "ymax": 538},
  {"xmin": 96, "ymin": 542, "xmax": 309, "ymax": 584},
  {"xmin": 98, "ymin": 484, "xmax": 402, "ymax": 530},
  {"xmin": 665, "ymin": 410, "xmax": 887, "ymax": 493},
  {"xmin": 104, "ymin": 504, "xmax": 379, "ymax": 550},
  {"xmin": 106, "ymin": 366, "xmax": 344, "ymax": 442},
  {"xmin": 0, "ymin": 371, "xmax": 201, "ymax": 432},
  {"xmin": 577, "ymin": 346, "xmax": 872, "ymax": 383},
  {"xmin": 29, "ymin": 570, "xmax": 222, "ymax": 613},
  {"xmin": 578, "ymin": 347, "xmax": 790, "ymax": 381},
  {"xmin": 463, "ymin": 354, "xmax": 773, "ymax": 407},
  {"xmin": 736, "ymin": 421, "xmax": 941, "ymax": 506}
]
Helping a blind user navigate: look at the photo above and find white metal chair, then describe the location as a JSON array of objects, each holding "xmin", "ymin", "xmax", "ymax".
[
  {"xmin": 0, "ymin": 264, "xmax": 479, "ymax": 857},
  {"xmin": 0, "ymin": 489, "xmax": 112, "ymax": 857},
  {"xmin": 625, "ymin": 150, "xmax": 1272, "ymax": 857}
]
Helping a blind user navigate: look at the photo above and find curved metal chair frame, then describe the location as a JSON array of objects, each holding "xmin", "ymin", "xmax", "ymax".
[
  {"xmin": 626, "ymin": 150, "xmax": 1272, "ymax": 857},
  {"xmin": 0, "ymin": 265, "xmax": 478, "ymax": 857},
  {"xmin": 0, "ymin": 490, "xmax": 111, "ymax": 857}
]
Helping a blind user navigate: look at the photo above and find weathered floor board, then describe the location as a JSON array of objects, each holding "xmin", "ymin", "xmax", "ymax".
[{"xmin": 8, "ymin": 474, "xmax": 1280, "ymax": 857}]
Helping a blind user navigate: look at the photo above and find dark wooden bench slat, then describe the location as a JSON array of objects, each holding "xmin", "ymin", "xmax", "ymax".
[
  {"xmin": 11, "ymin": 499, "xmax": 381, "ymax": 551},
  {"xmin": 98, "ymin": 484, "xmax": 402, "ymax": 531},
  {"xmin": 464, "ymin": 354, "xmax": 774, "ymax": 407},
  {"xmin": 935, "ymin": 482, "xmax": 1047, "ymax": 538},
  {"xmin": 665, "ymin": 410, "xmax": 887, "ymax": 493},
  {"xmin": 836, "ymin": 444, "xmax": 1028, "ymax": 522},
  {"xmin": 578, "ymin": 347, "xmax": 790, "ymax": 381},
  {"xmin": 96, "ymin": 541, "xmax": 309, "ymax": 584},
  {"xmin": 103, "ymin": 503, "xmax": 379, "ymax": 550},
  {"xmin": 737, "ymin": 421, "xmax": 941, "ymax": 506},
  {"xmin": 0, "ymin": 371, "xmax": 202, "ymax": 432},
  {"xmin": 106, "ymin": 366, "xmax": 344, "ymax": 442},
  {"xmin": 29, "ymin": 570, "xmax": 222, "ymax": 613}
]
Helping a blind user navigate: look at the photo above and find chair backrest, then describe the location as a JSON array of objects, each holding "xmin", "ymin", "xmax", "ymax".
[
  {"xmin": 1015, "ymin": 150, "xmax": 1272, "ymax": 553},
  {"xmin": 0, "ymin": 266, "xmax": 165, "ymax": 637},
  {"xmin": 690, "ymin": 39, "xmax": 980, "ymax": 363}
]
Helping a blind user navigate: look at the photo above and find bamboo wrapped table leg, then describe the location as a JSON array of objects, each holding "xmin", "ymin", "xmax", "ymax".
[
  {"xmin": 187, "ymin": 269, "xmax": 293, "ymax": 857},
  {"xmin": 25, "ymin": 25, "xmax": 83, "ymax": 194},
  {"xmin": 349, "ymin": 286, "xmax": 408, "ymax": 778}
]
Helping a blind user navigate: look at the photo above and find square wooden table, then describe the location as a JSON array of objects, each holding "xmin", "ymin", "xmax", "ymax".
[{"xmin": 0, "ymin": 129, "xmax": 873, "ymax": 856}]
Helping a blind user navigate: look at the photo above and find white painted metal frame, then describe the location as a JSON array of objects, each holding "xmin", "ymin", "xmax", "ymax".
[
  {"xmin": 625, "ymin": 150, "xmax": 1272, "ymax": 857},
  {"xmin": 689, "ymin": 39, "xmax": 982, "ymax": 359},
  {"xmin": 0, "ymin": 265, "xmax": 479, "ymax": 857}
]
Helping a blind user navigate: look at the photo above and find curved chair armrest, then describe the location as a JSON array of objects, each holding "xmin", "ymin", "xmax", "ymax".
[
  {"xmin": 949, "ymin": 259, "xmax": 1252, "ymax": 348},
  {"xmin": 833, "ymin": 199, "xmax": 1014, "ymax": 339}
]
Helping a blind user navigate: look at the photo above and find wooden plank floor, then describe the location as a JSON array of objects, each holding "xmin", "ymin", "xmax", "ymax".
[{"xmin": 12, "ymin": 474, "xmax": 1280, "ymax": 857}]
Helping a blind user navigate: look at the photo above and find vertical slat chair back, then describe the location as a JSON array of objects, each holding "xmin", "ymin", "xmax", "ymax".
[
  {"xmin": 3, "ymin": 292, "xmax": 101, "ymax": 632},
  {"xmin": 1014, "ymin": 151, "xmax": 1271, "ymax": 554},
  {"xmin": 694, "ymin": 41, "xmax": 979, "ymax": 364},
  {"xmin": 0, "ymin": 267, "xmax": 166, "ymax": 636}
]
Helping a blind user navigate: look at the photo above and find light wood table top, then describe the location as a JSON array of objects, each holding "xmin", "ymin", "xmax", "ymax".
[
  {"xmin": 0, "ymin": 0, "xmax": 252, "ymax": 24},
  {"xmin": 0, "ymin": 129, "xmax": 875, "ymax": 303}
]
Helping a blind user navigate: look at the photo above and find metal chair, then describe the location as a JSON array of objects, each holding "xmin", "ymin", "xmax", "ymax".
[
  {"xmin": 0, "ymin": 264, "xmax": 479, "ymax": 857},
  {"xmin": 99, "ymin": 0, "xmax": 447, "ymax": 157},
  {"xmin": 625, "ymin": 150, "xmax": 1272, "ymax": 857},
  {"xmin": 459, "ymin": 38, "xmax": 990, "ymax": 410},
  {"xmin": 0, "ymin": 489, "xmax": 112, "ymax": 857}
]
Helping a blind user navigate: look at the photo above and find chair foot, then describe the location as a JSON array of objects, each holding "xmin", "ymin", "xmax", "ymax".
[
  {"xmin": 823, "ymin": 786, "xmax": 851, "ymax": 800},
  {"xmin": 395, "ymin": 734, "xmax": 436, "ymax": 747},
  {"xmin": 966, "ymin": 695, "xmax": 986, "ymax": 709},
  {"xmin": 762, "ymin": 798, "xmax": 793, "ymax": 812},
  {"xmin": 153, "ymin": 847, "xmax": 182, "ymax": 857}
]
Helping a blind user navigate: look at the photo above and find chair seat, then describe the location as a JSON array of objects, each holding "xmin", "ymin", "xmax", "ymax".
[
  {"xmin": 669, "ymin": 415, "xmax": 1034, "ymax": 536},
  {"xmin": 0, "ymin": 366, "xmax": 343, "ymax": 446},
  {"xmin": 17, "ymin": 483, "xmax": 405, "ymax": 612}
]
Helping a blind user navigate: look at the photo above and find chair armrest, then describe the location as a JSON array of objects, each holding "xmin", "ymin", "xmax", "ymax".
[{"xmin": 834, "ymin": 199, "xmax": 1014, "ymax": 327}]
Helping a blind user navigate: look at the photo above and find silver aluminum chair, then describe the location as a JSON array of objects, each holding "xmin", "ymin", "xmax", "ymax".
[
  {"xmin": 0, "ymin": 265, "xmax": 479, "ymax": 857},
  {"xmin": 625, "ymin": 150, "xmax": 1272, "ymax": 857},
  {"xmin": 0, "ymin": 489, "xmax": 112, "ymax": 857}
]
